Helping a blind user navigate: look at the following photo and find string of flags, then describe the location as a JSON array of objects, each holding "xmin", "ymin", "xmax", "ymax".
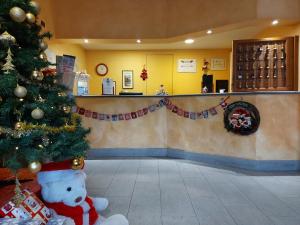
[{"xmin": 73, "ymin": 97, "xmax": 230, "ymax": 122}]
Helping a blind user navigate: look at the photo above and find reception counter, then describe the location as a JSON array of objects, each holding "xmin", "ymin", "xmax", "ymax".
[{"xmin": 76, "ymin": 92, "xmax": 300, "ymax": 171}]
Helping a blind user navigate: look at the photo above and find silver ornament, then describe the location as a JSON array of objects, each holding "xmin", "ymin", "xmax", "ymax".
[
  {"xmin": 14, "ymin": 85, "xmax": 27, "ymax": 98},
  {"xmin": 9, "ymin": 7, "xmax": 26, "ymax": 23},
  {"xmin": 26, "ymin": 12, "xmax": 36, "ymax": 24},
  {"xmin": 29, "ymin": 1, "xmax": 41, "ymax": 14},
  {"xmin": 39, "ymin": 41, "xmax": 48, "ymax": 51},
  {"xmin": 31, "ymin": 108, "xmax": 44, "ymax": 120},
  {"xmin": 42, "ymin": 136, "xmax": 50, "ymax": 147},
  {"xmin": 32, "ymin": 70, "xmax": 44, "ymax": 81}
]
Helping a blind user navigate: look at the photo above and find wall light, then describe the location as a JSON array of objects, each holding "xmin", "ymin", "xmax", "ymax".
[
  {"xmin": 84, "ymin": 39, "xmax": 89, "ymax": 43},
  {"xmin": 272, "ymin": 20, "xmax": 279, "ymax": 26},
  {"xmin": 207, "ymin": 30, "xmax": 213, "ymax": 34},
  {"xmin": 185, "ymin": 39, "xmax": 194, "ymax": 44},
  {"xmin": 136, "ymin": 39, "xmax": 142, "ymax": 44}
]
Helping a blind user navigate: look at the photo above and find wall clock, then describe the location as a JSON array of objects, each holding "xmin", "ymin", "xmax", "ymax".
[{"xmin": 96, "ymin": 63, "xmax": 108, "ymax": 76}]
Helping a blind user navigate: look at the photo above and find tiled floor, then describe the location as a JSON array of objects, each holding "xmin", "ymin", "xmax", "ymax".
[{"xmin": 85, "ymin": 159, "xmax": 300, "ymax": 225}]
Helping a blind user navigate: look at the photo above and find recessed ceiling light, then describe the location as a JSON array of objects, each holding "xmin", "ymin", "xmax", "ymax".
[
  {"xmin": 185, "ymin": 39, "xmax": 194, "ymax": 44},
  {"xmin": 84, "ymin": 39, "xmax": 89, "ymax": 43},
  {"xmin": 136, "ymin": 39, "xmax": 142, "ymax": 44},
  {"xmin": 207, "ymin": 30, "xmax": 213, "ymax": 34},
  {"xmin": 272, "ymin": 20, "xmax": 279, "ymax": 25}
]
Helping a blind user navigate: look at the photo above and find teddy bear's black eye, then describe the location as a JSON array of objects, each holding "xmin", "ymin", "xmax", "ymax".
[{"xmin": 67, "ymin": 187, "xmax": 72, "ymax": 192}]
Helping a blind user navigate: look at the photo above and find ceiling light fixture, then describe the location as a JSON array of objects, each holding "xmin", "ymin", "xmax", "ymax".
[
  {"xmin": 207, "ymin": 30, "xmax": 213, "ymax": 34},
  {"xmin": 272, "ymin": 20, "xmax": 279, "ymax": 26},
  {"xmin": 185, "ymin": 39, "xmax": 194, "ymax": 44},
  {"xmin": 136, "ymin": 39, "xmax": 142, "ymax": 44},
  {"xmin": 84, "ymin": 39, "xmax": 89, "ymax": 43}
]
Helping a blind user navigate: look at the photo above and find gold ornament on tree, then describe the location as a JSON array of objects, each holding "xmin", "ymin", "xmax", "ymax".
[
  {"xmin": 39, "ymin": 52, "xmax": 48, "ymax": 61},
  {"xmin": 29, "ymin": 1, "xmax": 41, "ymax": 15},
  {"xmin": 72, "ymin": 157, "xmax": 85, "ymax": 170},
  {"xmin": 14, "ymin": 85, "xmax": 27, "ymax": 98},
  {"xmin": 9, "ymin": 7, "xmax": 26, "ymax": 23},
  {"xmin": 28, "ymin": 161, "xmax": 42, "ymax": 173},
  {"xmin": 31, "ymin": 107, "xmax": 44, "ymax": 120},
  {"xmin": 39, "ymin": 41, "xmax": 48, "ymax": 51},
  {"xmin": 2, "ymin": 48, "xmax": 15, "ymax": 74},
  {"xmin": 63, "ymin": 106, "xmax": 71, "ymax": 113},
  {"xmin": 15, "ymin": 121, "xmax": 22, "ymax": 130},
  {"xmin": 26, "ymin": 12, "xmax": 36, "ymax": 23},
  {"xmin": 0, "ymin": 31, "xmax": 16, "ymax": 43},
  {"xmin": 32, "ymin": 69, "xmax": 44, "ymax": 81}
]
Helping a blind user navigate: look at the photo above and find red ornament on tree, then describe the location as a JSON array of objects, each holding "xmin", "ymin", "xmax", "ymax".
[{"xmin": 140, "ymin": 66, "xmax": 148, "ymax": 81}]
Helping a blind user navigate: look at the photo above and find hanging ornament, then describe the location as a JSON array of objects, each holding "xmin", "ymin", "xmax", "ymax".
[
  {"xmin": 140, "ymin": 66, "xmax": 148, "ymax": 81},
  {"xmin": 63, "ymin": 106, "xmax": 71, "ymax": 113},
  {"xmin": 29, "ymin": 1, "xmax": 41, "ymax": 15},
  {"xmin": 58, "ymin": 92, "xmax": 67, "ymax": 97},
  {"xmin": 14, "ymin": 85, "xmax": 27, "ymax": 98},
  {"xmin": 26, "ymin": 12, "xmax": 36, "ymax": 24},
  {"xmin": 0, "ymin": 96, "xmax": 3, "ymax": 102},
  {"xmin": 31, "ymin": 108, "xmax": 44, "ymax": 120},
  {"xmin": 32, "ymin": 69, "xmax": 44, "ymax": 81},
  {"xmin": 39, "ymin": 52, "xmax": 48, "ymax": 61},
  {"xmin": 39, "ymin": 41, "xmax": 48, "ymax": 51},
  {"xmin": 15, "ymin": 122, "xmax": 22, "ymax": 130},
  {"xmin": 71, "ymin": 157, "xmax": 85, "ymax": 170},
  {"xmin": 9, "ymin": 7, "xmax": 26, "ymax": 23},
  {"xmin": 2, "ymin": 48, "xmax": 15, "ymax": 73},
  {"xmin": 42, "ymin": 136, "xmax": 50, "ymax": 147},
  {"xmin": 28, "ymin": 161, "xmax": 41, "ymax": 173},
  {"xmin": 0, "ymin": 31, "xmax": 16, "ymax": 44}
]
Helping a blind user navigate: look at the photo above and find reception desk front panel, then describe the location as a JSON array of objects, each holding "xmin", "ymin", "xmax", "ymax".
[{"xmin": 76, "ymin": 93, "xmax": 300, "ymax": 171}]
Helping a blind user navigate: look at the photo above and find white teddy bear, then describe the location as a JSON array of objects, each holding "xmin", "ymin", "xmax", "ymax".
[{"xmin": 37, "ymin": 160, "xmax": 129, "ymax": 225}]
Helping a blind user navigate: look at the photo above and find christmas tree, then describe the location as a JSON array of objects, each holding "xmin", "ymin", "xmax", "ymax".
[{"xmin": 0, "ymin": 0, "xmax": 90, "ymax": 173}]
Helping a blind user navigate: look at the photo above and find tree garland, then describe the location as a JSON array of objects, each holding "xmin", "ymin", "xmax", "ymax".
[{"xmin": 0, "ymin": 114, "xmax": 79, "ymax": 137}]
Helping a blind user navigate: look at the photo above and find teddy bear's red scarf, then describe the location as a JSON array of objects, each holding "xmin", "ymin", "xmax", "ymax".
[{"xmin": 45, "ymin": 196, "xmax": 99, "ymax": 225}]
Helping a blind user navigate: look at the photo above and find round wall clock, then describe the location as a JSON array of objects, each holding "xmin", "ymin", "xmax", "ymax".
[{"xmin": 96, "ymin": 63, "xmax": 108, "ymax": 76}]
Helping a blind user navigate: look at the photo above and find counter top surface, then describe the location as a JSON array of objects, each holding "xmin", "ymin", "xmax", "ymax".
[{"xmin": 75, "ymin": 91, "xmax": 300, "ymax": 98}]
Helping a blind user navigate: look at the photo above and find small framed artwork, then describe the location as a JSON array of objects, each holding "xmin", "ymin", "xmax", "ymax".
[
  {"xmin": 122, "ymin": 70, "xmax": 134, "ymax": 89},
  {"xmin": 211, "ymin": 58, "xmax": 226, "ymax": 71}
]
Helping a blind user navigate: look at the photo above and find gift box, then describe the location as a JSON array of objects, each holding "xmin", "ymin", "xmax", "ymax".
[{"xmin": 0, "ymin": 189, "xmax": 51, "ymax": 225}]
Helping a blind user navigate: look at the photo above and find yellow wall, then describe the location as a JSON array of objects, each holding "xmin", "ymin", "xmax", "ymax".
[
  {"xmin": 48, "ymin": 41, "xmax": 87, "ymax": 72},
  {"xmin": 85, "ymin": 49, "xmax": 231, "ymax": 95}
]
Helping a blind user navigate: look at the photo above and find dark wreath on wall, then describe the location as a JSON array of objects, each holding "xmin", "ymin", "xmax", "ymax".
[{"xmin": 224, "ymin": 101, "xmax": 260, "ymax": 136}]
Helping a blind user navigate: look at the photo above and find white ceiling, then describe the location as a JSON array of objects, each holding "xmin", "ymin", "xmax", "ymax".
[{"xmin": 56, "ymin": 24, "xmax": 269, "ymax": 50}]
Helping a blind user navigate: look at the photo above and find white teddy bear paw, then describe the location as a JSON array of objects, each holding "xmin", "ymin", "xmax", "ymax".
[{"xmin": 93, "ymin": 197, "xmax": 109, "ymax": 212}]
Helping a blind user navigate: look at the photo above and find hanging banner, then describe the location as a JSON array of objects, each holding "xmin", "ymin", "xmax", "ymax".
[{"xmin": 75, "ymin": 97, "xmax": 230, "ymax": 122}]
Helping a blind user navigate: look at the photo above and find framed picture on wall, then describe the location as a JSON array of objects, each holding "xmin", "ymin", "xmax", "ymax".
[
  {"xmin": 211, "ymin": 58, "xmax": 226, "ymax": 71},
  {"xmin": 122, "ymin": 70, "xmax": 134, "ymax": 89}
]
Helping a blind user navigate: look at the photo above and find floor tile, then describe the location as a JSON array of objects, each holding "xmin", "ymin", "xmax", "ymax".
[
  {"xmin": 101, "ymin": 196, "xmax": 131, "ymax": 218},
  {"xmin": 85, "ymin": 160, "xmax": 300, "ymax": 225},
  {"xmin": 162, "ymin": 216, "xmax": 199, "ymax": 225}
]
